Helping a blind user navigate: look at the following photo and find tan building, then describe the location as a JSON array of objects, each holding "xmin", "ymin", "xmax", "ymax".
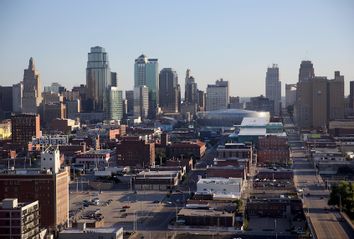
[
  {"xmin": 296, "ymin": 77, "xmax": 328, "ymax": 129},
  {"xmin": 22, "ymin": 58, "xmax": 42, "ymax": 114},
  {"xmin": 296, "ymin": 72, "xmax": 344, "ymax": 130},
  {"xmin": 328, "ymin": 71, "xmax": 345, "ymax": 121}
]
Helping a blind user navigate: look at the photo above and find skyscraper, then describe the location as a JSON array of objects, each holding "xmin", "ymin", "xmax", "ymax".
[
  {"xmin": 22, "ymin": 57, "xmax": 42, "ymax": 114},
  {"xmin": 86, "ymin": 46, "xmax": 111, "ymax": 112},
  {"xmin": 12, "ymin": 82, "xmax": 23, "ymax": 113},
  {"xmin": 265, "ymin": 64, "xmax": 281, "ymax": 115},
  {"xmin": 111, "ymin": 72, "xmax": 118, "ymax": 87},
  {"xmin": 285, "ymin": 84, "xmax": 296, "ymax": 108},
  {"xmin": 159, "ymin": 68, "xmax": 180, "ymax": 113},
  {"xmin": 134, "ymin": 54, "xmax": 159, "ymax": 118},
  {"xmin": 125, "ymin": 90, "xmax": 134, "ymax": 116},
  {"xmin": 134, "ymin": 85, "xmax": 149, "ymax": 119},
  {"xmin": 298, "ymin": 60, "xmax": 315, "ymax": 82},
  {"xmin": 107, "ymin": 86, "xmax": 123, "ymax": 121},
  {"xmin": 206, "ymin": 79, "xmax": 229, "ymax": 111},
  {"xmin": 184, "ymin": 69, "xmax": 198, "ymax": 105},
  {"xmin": 296, "ymin": 76, "xmax": 328, "ymax": 129},
  {"xmin": 328, "ymin": 71, "xmax": 344, "ymax": 120}
]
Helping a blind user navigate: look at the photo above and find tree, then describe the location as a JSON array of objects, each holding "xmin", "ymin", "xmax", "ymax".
[
  {"xmin": 328, "ymin": 181, "xmax": 354, "ymax": 216},
  {"xmin": 233, "ymin": 199, "xmax": 243, "ymax": 213}
]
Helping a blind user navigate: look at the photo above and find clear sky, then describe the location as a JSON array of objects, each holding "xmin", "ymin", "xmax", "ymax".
[{"xmin": 0, "ymin": 0, "xmax": 353, "ymax": 97}]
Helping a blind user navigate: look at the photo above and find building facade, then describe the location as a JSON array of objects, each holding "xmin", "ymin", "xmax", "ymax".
[
  {"xmin": 107, "ymin": 87, "xmax": 123, "ymax": 121},
  {"xmin": 206, "ymin": 79, "xmax": 229, "ymax": 111},
  {"xmin": 11, "ymin": 114, "xmax": 41, "ymax": 145},
  {"xmin": 133, "ymin": 86, "xmax": 149, "ymax": 119},
  {"xmin": 0, "ymin": 198, "xmax": 40, "ymax": 239},
  {"xmin": 12, "ymin": 82, "xmax": 23, "ymax": 113},
  {"xmin": 159, "ymin": 68, "xmax": 180, "ymax": 113},
  {"xmin": 116, "ymin": 137, "xmax": 155, "ymax": 168},
  {"xmin": 298, "ymin": 60, "xmax": 315, "ymax": 82},
  {"xmin": 0, "ymin": 168, "xmax": 69, "ymax": 229},
  {"xmin": 86, "ymin": 46, "xmax": 111, "ymax": 113},
  {"xmin": 285, "ymin": 84, "xmax": 296, "ymax": 108},
  {"xmin": 328, "ymin": 71, "xmax": 344, "ymax": 121}
]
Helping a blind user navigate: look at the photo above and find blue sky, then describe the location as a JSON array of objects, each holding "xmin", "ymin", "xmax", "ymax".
[{"xmin": 0, "ymin": 0, "xmax": 353, "ymax": 97}]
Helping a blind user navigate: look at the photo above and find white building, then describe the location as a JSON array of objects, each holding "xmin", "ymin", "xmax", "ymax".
[
  {"xmin": 41, "ymin": 146, "xmax": 61, "ymax": 174},
  {"xmin": 206, "ymin": 79, "xmax": 229, "ymax": 111},
  {"xmin": 196, "ymin": 177, "xmax": 243, "ymax": 199}
]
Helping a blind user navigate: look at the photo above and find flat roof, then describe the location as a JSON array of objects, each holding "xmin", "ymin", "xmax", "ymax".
[
  {"xmin": 241, "ymin": 117, "xmax": 269, "ymax": 126},
  {"xmin": 178, "ymin": 208, "xmax": 233, "ymax": 217},
  {"xmin": 60, "ymin": 227, "xmax": 123, "ymax": 234},
  {"xmin": 197, "ymin": 177, "xmax": 242, "ymax": 185},
  {"xmin": 238, "ymin": 128, "xmax": 267, "ymax": 136}
]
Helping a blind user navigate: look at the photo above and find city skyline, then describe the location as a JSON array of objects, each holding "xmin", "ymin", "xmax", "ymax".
[{"xmin": 0, "ymin": 0, "xmax": 354, "ymax": 97}]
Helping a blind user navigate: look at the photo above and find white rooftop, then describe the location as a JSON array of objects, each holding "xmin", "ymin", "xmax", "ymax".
[
  {"xmin": 241, "ymin": 117, "xmax": 269, "ymax": 126},
  {"xmin": 197, "ymin": 177, "xmax": 242, "ymax": 185},
  {"xmin": 238, "ymin": 128, "xmax": 267, "ymax": 136}
]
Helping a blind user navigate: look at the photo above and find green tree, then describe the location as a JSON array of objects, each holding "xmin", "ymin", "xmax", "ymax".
[{"xmin": 328, "ymin": 181, "xmax": 354, "ymax": 215}]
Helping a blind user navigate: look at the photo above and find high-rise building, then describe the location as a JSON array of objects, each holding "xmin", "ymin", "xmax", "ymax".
[
  {"xmin": 184, "ymin": 69, "xmax": 198, "ymax": 105},
  {"xmin": 229, "ymin": 96, "xmax": 243, "ymax": 109},
  {"xmin": 328, "ymin": 71, "xmax": 344, "ymax": 120},
  {"xmin": 206, "ymin": 79, "xmax": 229, "ymax": 111},
  {"xmin": 198, "ymin": 90, "xmax": 206, "ymax": 111},
  {"xmin": 134, "ymin": 54, "xmax": 159, "ymax": 118},
  {"xmin": 111, "ymin": 72, "xmax": 118, "ymax": 87},
  {"xmin": 159, "ymin": 68, "xmax": 180, "ymax": 113},
  {"xmin": 0, "ymin": 86, "xmax": 13, "ymax": 120},
  {"xmin": 350, "ymin": 81, "xmax": 354, "ymax": 110},
  {"xmin": 107, "ymin": 86, "xmax": 123, "ymax": 121},
  {"xmin": 12, "ymin": 82, "xmax": 23, "ymax": 113},
  {"xmin": 296, "ymin": 76, "xmax": 328, "ymax": 129},
  {"xmin": 265, "ymin": 64, "xmax": 281, "ymax": 115},
  {"xmin": 11, "ymin": 114, "xmax": 41, "ymax": 145},
  {"xmin": 285, "ymin": 84, "xmax": 297, "ymax": 108},
  {"xmin": 245, "ymin": 95, "xmax": 274, "ymax": 114},
  {"xmin": 296, "ymin": 64, "xmax": 345, "ymax": 129},
  {"xmin": 66, "ymin": 99, "xmax": 80, "ymax": 119},
  {"xmin": 125, "ymin": 90, "xmax": 134, "ymax": 116},
  {"xmin": 134, "ymin": 85, "xmax": 149, "ymax": 119},
  {"xmin": 298, "ymin": 60, "xmax": 315, "ymax": 82},
  {"xmin": 22, "ymin": 57, "xmax": 42, "ymax": 114},
  {"xmin": 0, "ymin": 198, "xmax": 41, "ymax": 239},
  {"xmin": 86, "ymin": 46, "xmax": 111, "ymax": 112}
]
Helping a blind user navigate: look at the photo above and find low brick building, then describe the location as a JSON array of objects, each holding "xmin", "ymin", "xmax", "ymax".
[
  {"xmin": 116, "ymin": 136, "xmax": 155, "ymax": 168},
  {"xmin": 206, "ymin": 165, "xmax": 245, "ymax": 179},
  {"xmin": 257, "ymin": 135, "xmax": 289, "ymax": 166},
  {"xmin": 178, "ymin": 208, "xmax": 235, "ymax": 227},
  {"xmin": 168, "ymin": 140, "xmax": 206, "ymax": 159}
]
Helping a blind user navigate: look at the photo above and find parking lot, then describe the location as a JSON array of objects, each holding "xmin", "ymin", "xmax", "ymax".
[{"xmin": 69, "ymin": 190, "xmax": 168, "ymax": 230}]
